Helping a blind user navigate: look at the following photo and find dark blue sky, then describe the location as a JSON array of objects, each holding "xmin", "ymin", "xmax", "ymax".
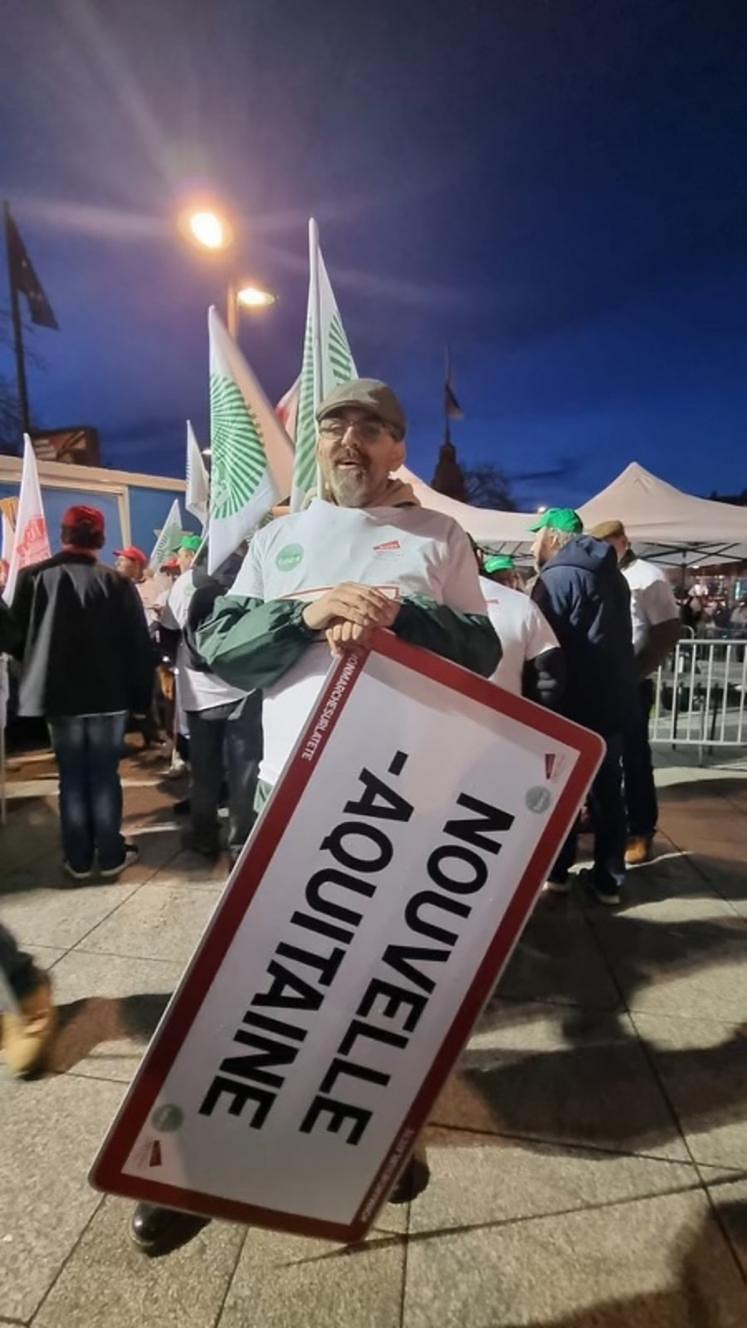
[{"xmin": 2, "ymin": 0, "xmax": 746, "ymax": 508}]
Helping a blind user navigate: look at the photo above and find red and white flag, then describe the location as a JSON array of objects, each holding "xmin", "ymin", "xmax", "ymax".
[
  {"xmin": 275, "ymin": 375, "xmax": 300, "ymax": 442},
  {"xmin": 4, "ymin": 436, "xmax": 50, "ymax": 604}
]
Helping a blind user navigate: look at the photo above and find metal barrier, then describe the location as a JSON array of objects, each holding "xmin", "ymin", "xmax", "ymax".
[{"xmin": 651, "ymin": 637, "xmax": 747, "ymax": 751}]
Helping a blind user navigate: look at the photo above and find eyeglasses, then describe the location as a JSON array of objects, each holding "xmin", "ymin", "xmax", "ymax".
[{"xmin": 318, "ymin": 417, "xmax": 387, "ymax": 443}]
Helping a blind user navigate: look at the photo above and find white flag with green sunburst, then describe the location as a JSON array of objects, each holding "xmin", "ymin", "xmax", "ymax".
[
  {"xmin": 148, "ymin": 498, "xmax": 183, "ymax": 570},
  {"xmin": 208, "ymin": 306, "xmax": 294, "ymax": 574},
  {"xmin": 290, "ymin": 219, "xmax": 357, "ymax": 510}
]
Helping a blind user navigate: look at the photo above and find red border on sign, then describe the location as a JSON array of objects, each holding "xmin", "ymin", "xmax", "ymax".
[{"xmin": 90, "ymin": 630, "xmax": 603, "ymax": 1243}]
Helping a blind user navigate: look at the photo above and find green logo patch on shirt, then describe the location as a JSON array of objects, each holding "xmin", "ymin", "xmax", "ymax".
[{"xmin": 276, "ymin": 543, "xmax": 304, "ymax": 572}]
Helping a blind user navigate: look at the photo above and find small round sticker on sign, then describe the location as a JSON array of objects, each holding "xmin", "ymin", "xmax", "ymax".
[
  {"xmin": 276, "ymin": 543, "xmax": 304, "ymax": 572},
  {"xmin": 151, "ymin": 1104, "xmax": 184, "ymax": 1132},
  {"xmin": 526, "ymin": 786, "xmax": 552, "ymax": 814}
]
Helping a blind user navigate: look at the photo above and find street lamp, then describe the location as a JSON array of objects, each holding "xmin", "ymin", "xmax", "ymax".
[
  {"xmin": 236, "ymin": 285, "xmax": 277, "ymax": 310},
  {"xmin": 180, "ymin": 205, "xmax": 276, "ymax": 336},
  {"xmin": 188, "ymin": 210, "xmax": 230, "ymax": 251}
]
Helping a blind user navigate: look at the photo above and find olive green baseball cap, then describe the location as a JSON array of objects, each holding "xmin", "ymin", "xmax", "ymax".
[
  {"xmin": 529, "ymin": 507, "xmax": 583, "ymax": 534},
  {"xmin": 483, "ymin": 554, "xmax": 515, "ymax": 573},
  {"xmin": 316, "ymin": 378, "xmax": 407, "ymax": 438}
]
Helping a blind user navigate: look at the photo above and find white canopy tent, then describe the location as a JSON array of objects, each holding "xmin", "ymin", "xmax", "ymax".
[
  {"xmin": 578, "ymin": 463, "xmax": 747, "ymax": 567},
  {"xmin": 399, "ymin": 461, "xmax": 747, "ymax": 568},
  {"xmin": 397, "ymin": 465, "xmax": 538, "ymax": 547}
]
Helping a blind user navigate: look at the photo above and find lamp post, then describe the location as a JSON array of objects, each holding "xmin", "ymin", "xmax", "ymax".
[{"xmin": 181, "ymin": 206, "xmax": 276, "ymax": 336}]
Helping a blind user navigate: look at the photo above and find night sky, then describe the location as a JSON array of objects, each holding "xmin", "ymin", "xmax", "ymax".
[{"xmin": 1, "ymin": 0, "xmax": 746, "ymax": 509}]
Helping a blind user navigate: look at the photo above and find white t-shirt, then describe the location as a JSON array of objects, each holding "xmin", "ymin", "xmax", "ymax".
[
  {"xmin": 622, "ymin": 558, "xmax": 679, "ymax": 662},
  {"xmin": 479, "ymin": 576, "xmax": 559, "ymax": 695},
  {"xmin": 160, "ymin": 570, "xmax": 247, "ymax": 713},
  {"xmin": 231, "ymin": 499, "xmax": 487, "ymax": 785}
]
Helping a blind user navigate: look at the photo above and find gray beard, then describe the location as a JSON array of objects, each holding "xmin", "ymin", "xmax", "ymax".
[{"xmin": 327, "ymin": 467, "xmax": 371, "ymax": 508}]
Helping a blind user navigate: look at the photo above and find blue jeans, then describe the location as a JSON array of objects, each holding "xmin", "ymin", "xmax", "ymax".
[{"xmin": 48, "ymin": 713, "xmax": 128, "ymax": 873}]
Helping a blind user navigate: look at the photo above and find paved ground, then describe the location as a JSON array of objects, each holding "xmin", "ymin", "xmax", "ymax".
[{"xmin": 1, "ymin": 746, "xmax": 746, "ymax": 1327}]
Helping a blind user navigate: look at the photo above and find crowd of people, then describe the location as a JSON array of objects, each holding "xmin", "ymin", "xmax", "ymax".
[{"xmin": 1, "ymin": 376, "xmax": 684, "ymax": 1252}]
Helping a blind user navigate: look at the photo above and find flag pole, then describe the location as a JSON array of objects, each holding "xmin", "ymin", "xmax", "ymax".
[
  {"xmin": 309, "ymin": 219, "xmax": 324, "ymax": 499},
  {"xmin": 3, "ymin": 202, "xmax": 31, "ymax": 438},
  {"xmin": 444, "ymin": 345, "xmax": 451, "ymax": 446}
]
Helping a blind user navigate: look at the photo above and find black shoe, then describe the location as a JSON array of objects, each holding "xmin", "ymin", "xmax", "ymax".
[
  {"xmin": 100, "ymin": 843, "xmax": 140, "ymax": 880},
  {"xmin": 389, "ymin": 1156, "xmax": 431, "ymax": 1205},
  {"xmin": 130, "ymin": 1202, "xmax": 210, "ymax": 1255},
  {"xmin": 577, "ymin": 868, "xmax": 622, "ymax": 906},
  {"xmin": 181, "ymin": 835, "xmax": 220, "ymax": 861}
]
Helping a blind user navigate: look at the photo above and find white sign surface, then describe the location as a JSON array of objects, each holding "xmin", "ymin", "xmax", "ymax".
[{"xmin": 91, "ymin": 631, "xmax": 603, "ymax": 1242}]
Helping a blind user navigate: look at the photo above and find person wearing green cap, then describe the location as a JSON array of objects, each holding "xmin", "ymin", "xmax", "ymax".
[
  {"xmin": 482, "ymin": 552, "xmax": 520, "ymax": 589},
  {"xmin": 157, "ymin": 545, "xmax": 261, "ymax": 868},
  {"xmin": 478, "ymin": 550, "xmax": 564, "ymax": 705},
  {"xmin": 529, "ymin": 508, "xmax": 637, "ymax": 905},
  {"xmin": 177, "ymin": 532, "xmax": 202, "ymax": 574}
]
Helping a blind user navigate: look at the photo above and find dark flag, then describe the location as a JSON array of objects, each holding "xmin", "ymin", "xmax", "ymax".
[
  {"xmin": 445, "ymin": 377, "xmax": 464, "ymax": 420},
  {"xmin": 5, "ymin": 209, "xmax": 59, "ymax": 330}
]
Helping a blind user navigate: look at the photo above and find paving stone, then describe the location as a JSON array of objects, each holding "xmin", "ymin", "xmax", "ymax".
[
  {"xmin": 34, "ymin": 1197, "xmax": 245, "ymax": 1328},
  {"xmin": 433, "ymin": 1002, "xmax": 688, "ymax": 1160},
  {"xmin": 0, "ymin": 1074, "xmax": 123, "ymax": 1322},
  {"xmin": 661, "ymin": 812, "xmax": 747, "ymax": 848},
  {"xmin": 689, "ymin": 853, "xmax": 747, "ymax": 920},
  {"xmin": 0, "ymin": 881, "xmax": 141, "ymax": 949},
  {"xmin": 76, "ymin": 882, "xmax": 222, "ymax": 964},
  {"xmin": 587, "ymin": 907, "xmax": 747, "ymax": 1021},
  {"xmin": 46, "ymin": 951, "xmax": 183, "ymax": 1081},
  {"xmin": 148, "ymin": 848, "xmax": 231, "ymax": 887},
  {"xmin": 29, "ymin": 943, "xmax": 67, "ymax": 969},
  {"xmin": 632, "ymin": 1013, "xmax": 747, "ymax": 1169},
  {"xmin": 218, "ymin": 1220, "xmax": 406, "ymax": 1328},
  {"xmin": 496, "ymin": 904, "xmax": 621, "ymax": 1010},
  {"xmin": 410, "ymin": 1127, "xmax": 698, "ymax": 1233},
  {"xmin": 403, "ymin": 1189, "xmax": 747, "ymax": 1327},
  {"xmin": 699, "ymin": 1170, "xmax": 747, "ymax": 1277}
]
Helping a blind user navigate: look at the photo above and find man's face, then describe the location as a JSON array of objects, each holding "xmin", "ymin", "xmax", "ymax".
[
  {"xmin": 531, "ymin": 529, "xmax": 556, "ymax": 570},
  {"xmin": 177, "ymin": 548, "xmax": 195, "ymax": 573},
  {"xmin": 317, "ymin": 407, "xmax": 405, "ymax": 508},
  {"xmin": 116, "ymin": 555, "xmax": 142, "ymax": 581}
]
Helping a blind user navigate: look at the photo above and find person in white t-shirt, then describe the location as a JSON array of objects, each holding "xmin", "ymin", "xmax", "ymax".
[
  {"xmin": 478, "ymin": 554, "xmax": 564, "ymax": 706},
  {"xmin": 129, "ymin": 379, "xmax": 500, "ymax": 1256},
  {"xmin": 590, "ymin": 520, "xmax": 680, "ymax": 865},
  {"xmin": 158, "ymin": 554, "xmax": 261, "ymax": 863}
]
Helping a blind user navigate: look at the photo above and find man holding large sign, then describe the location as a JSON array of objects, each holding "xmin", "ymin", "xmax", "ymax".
[
  {"xmin": 92, "ymin": 631, "xmax": 601, "ymax": 1249},
  {"xmin": 124, "ymin": 379, "xmax": 501, "ymax": 1252}
]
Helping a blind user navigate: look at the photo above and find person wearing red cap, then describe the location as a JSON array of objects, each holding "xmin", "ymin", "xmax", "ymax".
[
  {"xmin": 114, "ymin": 545, "xmax": 149, "ymax": 581},
  {"xmin": 9, "ymin": 506, "xmax": 154, "ymax": 881}
]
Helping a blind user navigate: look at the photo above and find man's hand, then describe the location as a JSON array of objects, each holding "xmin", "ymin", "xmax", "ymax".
[
  {"xmin": 302, "ymin": 583, "xmax": 400, "ymax": 633},
  {"xmin": 325, "ymin": 620, "xmax": 377, "ymax": 658}
]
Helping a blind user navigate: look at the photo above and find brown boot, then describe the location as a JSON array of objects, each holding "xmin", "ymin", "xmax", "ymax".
[
  {"xmin": 1, "ymin": 974, "xmax": 57, "ymax": 1077},
  {"xmin": 625, "ymin": 835, "xmax": 653, "ymax": 866}
]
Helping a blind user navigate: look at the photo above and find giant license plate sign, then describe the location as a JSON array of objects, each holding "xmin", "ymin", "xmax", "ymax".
[{"xmin": 91, "ymin": 631, "xmax": 603, "ymax": 1243}]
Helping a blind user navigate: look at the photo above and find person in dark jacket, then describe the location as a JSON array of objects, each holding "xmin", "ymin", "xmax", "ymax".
[
  {"xmin": 10, "ymin": 506, "xmax": 153, "ymax": 883},
  {"xmin": 0, "ymin": 601, "xmax": 57, "ymax": 1075},
  {"xmin": 530, "ymin": 508, "xmax": 636, "ymax": 905}
]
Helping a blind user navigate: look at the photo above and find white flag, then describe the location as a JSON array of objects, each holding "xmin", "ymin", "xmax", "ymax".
[
  {"xmin": 291, "ymin": 219, "xmax": 357, "ymax": 511},
  {"xmin": 149, "ymin": 498, "xmax": 183, "ymax": 570},
  {"xmin": 4, "ymin": 436, "xmax": 50, "ymax": 604},
  {"xmin": 185, "ymin": 420, "xmax": 209, "ymax": 528},
  {"xmin": 1, "ymin": 509, "xmax": 15, "ymax": 568},
  {"xmin": 208, "ymin": 305, "xmax": 293, "ymax": 574}
]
